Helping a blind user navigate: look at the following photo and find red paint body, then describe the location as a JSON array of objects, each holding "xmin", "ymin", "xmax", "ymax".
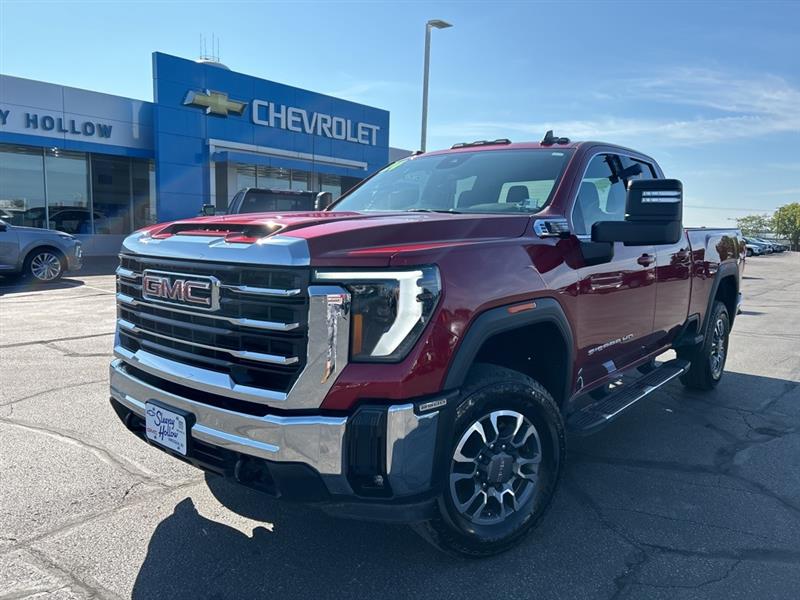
[{"xmin": 145, "ymin": 142, "xmax": 745, "ymax": 412}]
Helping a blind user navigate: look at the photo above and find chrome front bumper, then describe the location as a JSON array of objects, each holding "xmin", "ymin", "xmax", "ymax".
[{"xmin": 109, "ymin": 360, "xmax": 440, "ymax": 498}]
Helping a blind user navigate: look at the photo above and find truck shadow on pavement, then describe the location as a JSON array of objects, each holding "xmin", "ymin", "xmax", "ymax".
[{"xmin": 132, "ymin": 370, "xmax": 800, "ymax": 599}]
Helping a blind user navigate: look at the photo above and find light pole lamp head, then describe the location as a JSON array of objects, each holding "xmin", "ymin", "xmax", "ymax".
[{"xmin": 427, "ymin": 19, "xmax": 453, "ymax": 30}]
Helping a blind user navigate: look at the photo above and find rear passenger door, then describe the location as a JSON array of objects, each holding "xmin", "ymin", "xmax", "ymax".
[
  {"xmin": 572, "ymin": 154, "xmax": 658, "ymax": 389},
  {"xmin": 627, "ymin": 156, "xmax": 694, "ymax": 346}
]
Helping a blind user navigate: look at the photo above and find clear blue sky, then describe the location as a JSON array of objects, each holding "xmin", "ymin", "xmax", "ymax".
[{"xmin": 1, "ymin": 0, "xmax": 798, "ymax": 226}]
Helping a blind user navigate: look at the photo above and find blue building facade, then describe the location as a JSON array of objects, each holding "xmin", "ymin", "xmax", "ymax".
[{"xmin": 0, "ymin": 52, "xmax": 391, "ymax": 254}]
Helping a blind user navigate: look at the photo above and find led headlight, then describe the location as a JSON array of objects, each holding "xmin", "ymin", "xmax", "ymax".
[{"xmin": 314, "ymin": 266, "xmax": 441, "ymax": 361}]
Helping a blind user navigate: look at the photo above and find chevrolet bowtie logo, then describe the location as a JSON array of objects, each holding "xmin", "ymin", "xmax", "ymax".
[{"xmin": 183, "ymin": 89, "xmax": 247, "ymax": 117}]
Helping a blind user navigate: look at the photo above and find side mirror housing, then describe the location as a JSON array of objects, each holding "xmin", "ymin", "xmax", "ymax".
[
  {"xmin": 0, "ymin": 220, "xmax": 7, "ymax": 232},
  {"xmin": 592, "ymin": 179, "xmax": 683, "ymax": 246},
  {"xmin": 314, "ymin": 192, "xmax": 333, "ymax": 211},
  {"xmin": 201, "ymin": 204, "xmax": 216, "ymax": 217}
]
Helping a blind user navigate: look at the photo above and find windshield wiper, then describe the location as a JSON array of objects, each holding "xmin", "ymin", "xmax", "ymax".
[{"xmin": 406, "ymin": 208, "xmax": 462, "ymax": 214}]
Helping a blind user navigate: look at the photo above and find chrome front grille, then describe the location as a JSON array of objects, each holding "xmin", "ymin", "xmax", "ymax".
[{"xmin": 115, "ymin": 254, "xmax": 309, "ymax": 399}]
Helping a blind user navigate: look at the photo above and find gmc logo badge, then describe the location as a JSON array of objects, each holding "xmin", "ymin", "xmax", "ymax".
[{"xmin": 141, "ymin": 271, "xmax": 219, "ymax": 311}]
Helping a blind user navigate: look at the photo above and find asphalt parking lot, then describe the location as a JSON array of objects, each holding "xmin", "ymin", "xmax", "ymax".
[{"xmin": 1, "ymin": 253, "xmax": 799, "ymax": 600}]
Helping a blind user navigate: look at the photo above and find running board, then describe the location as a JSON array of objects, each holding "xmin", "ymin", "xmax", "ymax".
[{"xmin": 567, "ymin": 358, "xmax": 690, "ymax": 434}]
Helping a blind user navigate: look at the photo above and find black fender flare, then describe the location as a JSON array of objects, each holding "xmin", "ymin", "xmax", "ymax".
[
  {"xmin": 443, "ymin": 297, "xmax": 575, "ymax": 404},
  {"xmin": 701, "ymin": 261, "xmax": 740, "ymax": 334}
]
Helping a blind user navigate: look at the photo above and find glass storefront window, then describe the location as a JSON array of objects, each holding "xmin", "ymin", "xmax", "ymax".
[
  {"xmin": 0, "ymin": 143, "xmax": 154, "ymax": 235},
  {"xmin": 45, "ymin": 149, "xmax": 90, "ymax": 234},
  {"xmin": 292, "ymin": 169, "xmax": 311, "ymax": 192},
  {"xmin": 236, "ymin": 164, "xmax": 256, "ymax": 190},
  {"xmin": 257, "ymin": 165, "xmax": 290, "ymax": 190},
  {"xmin": 0, "ymin": 144, "xmax": 46, "ymax": 228},
  {"xmin": 91, "ymin": 155, "xmax": 131, "ymax": 234},
  {"xmin": 290, "ymin": 169, "xmax": 309, "ymax": 191},
  {"xmin": 132, "ymin": 159, "xmax": 156, "ymax": 230},
  {"xmin": 319, "ymin": 174, "xmax": 342, "ymax": 197}
]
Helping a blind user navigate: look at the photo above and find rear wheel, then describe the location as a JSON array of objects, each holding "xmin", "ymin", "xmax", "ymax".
[
  {"xmin": 414, "ymin": 364, "xmax": 565, "ymax": 557},
  {"xmin": 679, "ymin": 301, "xmax": 730, "ymax": 390},
  {"xmin": 24, "ymin": 248, "xmax": 65, "ymax": 283}
]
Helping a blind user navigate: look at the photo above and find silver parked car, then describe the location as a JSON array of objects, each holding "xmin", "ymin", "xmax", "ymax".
[{"xmin": 0, "ymin": 219, "xmax": 83, "ymax": 282}]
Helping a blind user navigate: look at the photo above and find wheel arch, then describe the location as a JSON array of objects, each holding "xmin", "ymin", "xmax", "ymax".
[
  {"xmin": 23, "ymin": 244, "xmax": 67, "ymax": 274},
  {"xmin": 24, "ymin": 244, "xmax": 66, "ymax": 263},
  {"xmin": 703, "ymin": 263, "xmax": 739, "ymax": 332},
  {"xmin": 443, "ymin": 298, "xmax": 574, "ymax": 408}
]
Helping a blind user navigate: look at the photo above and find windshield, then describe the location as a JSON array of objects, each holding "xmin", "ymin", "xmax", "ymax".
[{"xmin": 332, "ymin": 149, "xmax": 573, "ymax": 214}]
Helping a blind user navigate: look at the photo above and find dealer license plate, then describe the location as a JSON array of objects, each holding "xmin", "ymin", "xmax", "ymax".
[{"xmin": 145, "ymin": 402, "xmax": 189, "ymax": 456}]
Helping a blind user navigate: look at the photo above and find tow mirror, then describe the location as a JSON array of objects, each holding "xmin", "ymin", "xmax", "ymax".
[
  {"xmin": 592, "ymin": 179, "xmax": 683, "ymax": 246},
  {"xmin": 314, "ymin": 192, "xmax": 333, "ymax": 211},
  {"xmin": 201, "ymin": 204, "xmax": 216, "ymax": 217}
]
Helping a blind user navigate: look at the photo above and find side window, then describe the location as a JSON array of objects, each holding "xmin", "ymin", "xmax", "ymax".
[
  {"xmin": 573, "ymin": 154, "xmax": 627, "ymax": 236},
  {"xmin": 620, "ymin": 156, "xmax": 656, "ymax": 181}
]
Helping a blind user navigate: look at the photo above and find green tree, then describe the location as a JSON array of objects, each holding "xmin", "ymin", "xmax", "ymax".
[
  {"xmin": 772, "ymin": 203, "xmax": 800, "ymax": 251},
  {"xmin": 735, "ymin": 213, "xmax": 773, "ymax": 237}
]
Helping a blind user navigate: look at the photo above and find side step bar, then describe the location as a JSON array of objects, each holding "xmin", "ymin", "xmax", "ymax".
[{"xmin": 567, "ymin": 358, "xmax": 690, "ymax": 434}]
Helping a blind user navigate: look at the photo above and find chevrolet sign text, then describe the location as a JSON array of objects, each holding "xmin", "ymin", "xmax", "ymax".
[{"xmin": 252, "ymin": 100, "xmax": 380, "ymax": 146}]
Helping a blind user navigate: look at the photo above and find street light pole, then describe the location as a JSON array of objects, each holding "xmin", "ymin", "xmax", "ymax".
[{"xmin": 420, "ymin": 19, "xmax": 452, "ymax": 153}]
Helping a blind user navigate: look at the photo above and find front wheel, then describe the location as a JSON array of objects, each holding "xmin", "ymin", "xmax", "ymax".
[
  {"xmin": 679, "ymin": 301, "xmax": 730, "ymax": 390},
  {"xmin": 24, "ymin": 249, "xmax": 65, "ymax": 283},
  {"xmin": 414, "ymin": 364, "xmax": 565, "ymax": 557}
]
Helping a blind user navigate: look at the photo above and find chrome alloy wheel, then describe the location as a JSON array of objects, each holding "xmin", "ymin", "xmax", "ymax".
[
  {"xmin": 30, "ymin": 252, "xmax": 63, "ymax": 282},
  {"xmin": 709, "ymin": 316, "xmax": 727, "ymax": 379},
  {"xmin": 449, "ymin": 410, "xmax": 542, "ymax": 525}
]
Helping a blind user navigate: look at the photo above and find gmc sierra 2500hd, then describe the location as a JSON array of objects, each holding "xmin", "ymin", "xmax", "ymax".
[{"xmin": 110, "ymin": 135, "xmax": 744, "ymax": 557}]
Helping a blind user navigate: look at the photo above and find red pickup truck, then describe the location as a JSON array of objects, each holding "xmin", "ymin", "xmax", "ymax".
[{"xmin": 110, "ymin": 135, "xmax": 744, "ymax": 556}]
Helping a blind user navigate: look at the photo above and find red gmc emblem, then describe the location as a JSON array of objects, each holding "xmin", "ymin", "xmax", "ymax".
[{"xmin": 141, "ymin": 271, "xmax": 218, "ymax": 310}]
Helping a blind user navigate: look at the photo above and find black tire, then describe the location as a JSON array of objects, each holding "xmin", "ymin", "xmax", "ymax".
[
  {"xmin": 414, "ymin": 364, "xmax": 565, "ymax": 558},
  {"xmin": 678, "ymin": 301, "xmax": 730, "ymax": 390},
  {"xmin": 746, "ymin": 248, "xmax": 753, "ymax": 257},
  {"xmin": 23, "ymin": 247, "xmax": 66, "ymax": 283}
]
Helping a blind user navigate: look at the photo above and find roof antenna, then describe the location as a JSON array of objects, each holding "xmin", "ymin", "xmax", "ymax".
[{"xmin": 541, "ymin": 130, "xmax": 570, "ymax": 146}]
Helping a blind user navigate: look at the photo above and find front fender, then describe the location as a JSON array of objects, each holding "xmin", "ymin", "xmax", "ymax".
[{"xmin": 443, "ymin": 297, "xmax": 574, "ymax": 403}]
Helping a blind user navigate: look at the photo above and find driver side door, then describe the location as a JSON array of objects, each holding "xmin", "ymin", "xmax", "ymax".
[{"xmin": 571, "ymin": 154, "xmax": 658, "ymax": 391}]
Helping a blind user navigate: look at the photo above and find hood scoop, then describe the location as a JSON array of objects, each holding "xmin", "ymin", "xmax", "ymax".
[{"xmin": 153, "ymin": 221, "xmax": 284, "ymax": 243}]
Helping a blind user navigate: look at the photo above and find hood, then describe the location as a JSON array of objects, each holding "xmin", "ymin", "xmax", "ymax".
[
  {"xmin": 5, "ymin": 223, "xmax": 75, "ymax": 239},
  {"xmin": 142, "ymin": 211, "xmax": 532, "ymax": 264}
]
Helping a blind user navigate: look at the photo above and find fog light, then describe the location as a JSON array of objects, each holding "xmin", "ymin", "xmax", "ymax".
[{"xmin": 346, "ymin": 407, "xmax": 391, "ymax": 496}]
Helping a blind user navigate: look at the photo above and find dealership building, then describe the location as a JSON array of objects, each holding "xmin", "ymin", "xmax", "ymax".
[{"xmin": 0, "ymin": 52, "xmax": 395, "ymax": 255}]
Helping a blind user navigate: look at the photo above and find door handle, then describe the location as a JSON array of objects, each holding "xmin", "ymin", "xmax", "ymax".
[{"xmin": 637, "ymin": 253, "xmax": 655, "ymax": 267}]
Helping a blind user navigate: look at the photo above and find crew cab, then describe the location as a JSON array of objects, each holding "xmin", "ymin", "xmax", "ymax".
[{"xmin": 110, "ymin": 135, "xmax": 744, "ymax": 557}]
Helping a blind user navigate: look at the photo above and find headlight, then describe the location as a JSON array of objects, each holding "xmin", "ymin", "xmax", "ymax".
[{"xmin": 314, "ymin": 266, "xmax": 441, "ymax": 361}]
